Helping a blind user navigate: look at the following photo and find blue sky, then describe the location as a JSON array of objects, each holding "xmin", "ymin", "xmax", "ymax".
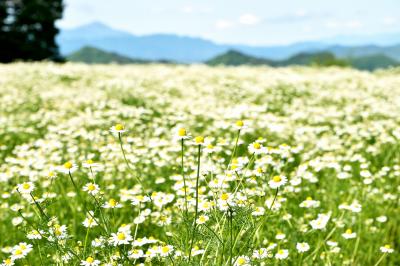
[{"xmin": 59, "ymin": 0, "xmax": 400, "ymax": 45}]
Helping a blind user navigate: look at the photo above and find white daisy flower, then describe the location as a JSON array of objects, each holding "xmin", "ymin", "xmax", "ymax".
[
  {"xmin": 342, "ymin": 229, "xmax": 356, "ymax": 239},
  {"xmin": 102, "ymin": 198, "xmax": 122, "ymax": 209},
  {"xmin": 80, "ymin": 256, "xmax": 100, "ymax": 266},
  {"xmin": 17, "ymin": 182, "xmax": 35, "ymax": 194},
  {"xmin": 275, "ymin": 249, "xmax": 289, "ymax": 259},
  {"xmin": 59, "ymin": 161, "xmax": 78, "ymax": 174},
  {"xmin": 234, "ymin": 255, "xmax": 250, "ymax": 266},
  {"xmin": 196, "ymin": 215, "xmax": 209, "ymax": 224},
  {"xmin": 268, "ymin": 175, "xmax": 287, "ymax": 189},
  {"xmin": 110, "ymin": 123, "xmax": 127, "ymax": 135},
  {"xmin": 82, "ymin": 183, "xmax": 100, "ymax": 196},
  {"xmin": 296, "ymin": 242, "xmax": 310, "ymax": 253},
  {"xmin": 128, "ymin": 249, "xmax": 144, "ymax": 259},
  {"xmin": 158, "ymin": 245, "xmax": 174, "ymax": 257},
  {"xmin": 380, "ymin": 244, "xmax": 394, "ymax": 253},
  {"xmin": 174, "ymin": 127, "xmax": 191, "ymax": 141},
  {"xmin": 109, "ymin": 231, "xmax": 132, "ymax": 246}
]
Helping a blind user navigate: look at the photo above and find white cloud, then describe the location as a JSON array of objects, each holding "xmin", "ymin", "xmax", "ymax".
[
  {"xmin": 215, "ymin": 19, "xmax": 234, "ymax": 30},
  {"xmin": 239, "ymin": 13, "xmax": 260, "ymax": 25},
  {"xmin": 181, "ymin": 6, "xmax": 194, "ymax": 14},
  {"xmin": 346, "ymin": 20, "xmax": 363, "ymax": 29},
  {"xmin": 382, "ymin": 17, "xmax": 397, "ymax": 26},
  {"xmin": 294, "ymin": 9, "xmax": 308, "ymax": 18},
  {"xmin": 325, "ymin": 20, "xmax": 339, "ymax": 29}
]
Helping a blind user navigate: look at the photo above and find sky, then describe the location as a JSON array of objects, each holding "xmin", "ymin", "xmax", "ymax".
[{"xmin": 58, "ymin": 0, "xmax": 400, "ymax": 45}]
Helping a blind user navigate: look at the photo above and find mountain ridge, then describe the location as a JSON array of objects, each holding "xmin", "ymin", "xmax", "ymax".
[{"xmin": 57, "ymin": 22, "xmax": 400, "ymax": 63}]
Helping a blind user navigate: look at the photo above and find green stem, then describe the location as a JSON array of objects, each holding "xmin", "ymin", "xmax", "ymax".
[
  {"xmin": 118, "ymin": 133, "xmax": 144, "ymax": 187},
  {"xmin": 374, "ymin": 254, "xmax": 386, "ymax": 266},
  {"xmin": 181, "ymin": 139, "xmax": 188, "ymax": 216},
  {"xmin": 188, "ymin": 144, "xmax": 202, "ymax": 261},
  {"xmin": 83, "ymin": 225, "xmax": 91, "ymax": 256}
]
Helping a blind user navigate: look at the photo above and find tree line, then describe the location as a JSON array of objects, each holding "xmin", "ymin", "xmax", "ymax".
[{"xmin": 0, "ymin": 0, "xmax": 64, "ymax": 62}]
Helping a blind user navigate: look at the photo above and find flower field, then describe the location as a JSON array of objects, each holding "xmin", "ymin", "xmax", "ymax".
[{"xmin": 0, "ymin": 63, "xmax": 399, "ymax": 265}]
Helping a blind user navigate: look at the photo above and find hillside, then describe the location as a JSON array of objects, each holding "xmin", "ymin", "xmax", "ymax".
[
  {"xmin": 67, "ymin": 46, "xmax": 147, "ymax": 64},
  {"xmin": 67, "ymin": 46, "xmax": 174, "ymax": 64},
  {"xmin": 205, "ymin": 50, "xmax": 399, "ymax": 70},
  {"xmin": 347, "ymin": 54, "xmax": 400, "ymax": 71},
  {"xmin": 205, "ymin": 50, "xmax": 273, "ymax": 66}
]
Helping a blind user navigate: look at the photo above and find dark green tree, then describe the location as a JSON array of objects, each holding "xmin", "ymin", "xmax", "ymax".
[{"xmin": 0, "ymin": 0, "xmax": 64, "ymax": 62}]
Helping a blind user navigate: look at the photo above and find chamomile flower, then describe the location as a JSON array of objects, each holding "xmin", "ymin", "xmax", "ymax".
[
  {"xmin": 248, "ymin": 141, "xmax": 266, "ymax": 155},
  {"xmin": 268, "ymin": 175, "xmax": 287, "ymax": 189},
  {"xmin": 193, "ymin": 136, "xmax": 205, "ymax": 146},
  {"xmin": 82, "ymin": 159, "xmax": 102, "ymax": 170},
  {"xmin": 275, "ymin": 249, "xmax": 289, "ymax": 259},
  {"xmin": 82, "ymin": 183, "xmax": 100, "ymax": 196},
  {"xmin": 128, "ymin": 249, "xmax": 144, "ymax": 259},
  {"xmin": 234, "ymin": 120, "xmax": 248, "ymax": 130},
  {"xmin": 174, "ymin": 127, "xmax": 191, "ymax": 140},
  {"xmin": 158, "ymin": 245, "xmax": 174, "ymax": 257},
  {"xmin": 109, "ymin": 231, "xmax": 132, "ymax": 246},
  {"xmin": 380, "ymin": 244, "xmax": 394, "ymax": 253},
  {"xmin": 82, "ymin": 212, "xmax": 98, "ymax": 228},
  {"xmin": 16, "ymin": 182, "xmax": 35, "ymax": 194},
  {"xmin": 27, "ymin": 230, "xmax": 44, "ymax": 240},
  {"xmin": 196, "ymin": 215, "xmax": 209, "ymax": 224},
  {"xmin": 80, "ymin": 256, "xmax": 100, "ymax": 266},
  {"xmin": 296, "ymin": 242, "xmax": 310, "ymax": 253},
  {"xmin": 299, "ymin": 197, "xmax": 320, "ymax": 208},
  {"xmin": 310, "ymin": 213, "xmax": 331, "ymax": 230},
  {"xmin": 234, "ymin": 255, "xmax": 250, "ymax": 266},
  {"xmin": 252, "ymin": 248, "xmax": 269, "ymax": 259},
  {"xmin": 102, "ymin": 198, "xmax": 122, "ymax": 209},
  {"xmin": 0, "ymin": 258, "xmax": 14, "ymax": 266},
  {"xmin": 110, "ymin": 123, "xmax": 126, "ymax": 135},
  {"xmin": 342, "ymin": 229, "xmax": 356, "ymax": 239},
  {"xmin": 59, "ymin": 161, "xmax": 78, "ymax": 174}
]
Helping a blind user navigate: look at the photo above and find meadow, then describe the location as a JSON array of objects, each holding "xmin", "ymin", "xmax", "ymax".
[{"xmin": 0, "ymin": 63, "xmax": 399, "ymax": 265}]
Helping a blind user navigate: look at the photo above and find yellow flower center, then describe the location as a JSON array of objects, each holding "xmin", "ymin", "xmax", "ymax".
[
  {"xmin": 278, "ymin": 249, "xmax": 284, "ymax": 255},
  {"xmin": 22, "ymin": 183, "xmax": 31, "ymax": 190},
  {"xmin": 109, "ymin": 199, "xmax": 117, "ymax": 207},
  {"xmin": 253, "ymin": 142, "xmax": 261, "ymax": 149},
  {"xmin": 63, "ymin": 161, "xmax": 73, "ymax": 169},
  {"xmin": 161, "ymin": 246, "xmax": 170, "ymax": 253},
  {"xmin": 14, "ymin": 249, "xmax": 22, "ymax": 255},
  {"xmin": 87, "ymin": 184, "xmax": 96, "ymax": 191},
  {"xmin": 86, "ymin": 257, "xmax": 94, "ymax": 263},
  {"xmin": 236, "ymin": 120, "xmax": 244, "ymax": 127},
  {"xmin": 273, "ymin": 176, "xmax": 282, "ymax": 182},
  {"xmin": 115, "ymin": 124, "xmax": 124, "ymax": 131},
  {"xmin": 237, "ymin": 257, "xmax": 246, "ymax": 265},
  {"xmin": 178, "ymin": 128, "xmax": 186, "ymax": 136},
  {"xmin": 195, "ymin": 136, "xmax": 204, "ymax": 144},
  {"xmin": 86, "ymin": 159, "xmax": 94, "ymax": 164},
  {"xmin": 345, "ymin": 229, "xmax": 352, "ymax": 234},
  {"xmin": 207, "ymin": 144, "xmax": 214, "ymax": 149},
  {"xmin": 384, "ymin": 244, "xmax": 391, "ymax": 249},
  {"xmin": 306, "ymin": 196, "xmax": 312, "ymax": 201},
  {"xmin": 221, "ymin": 193, "xmax": 229, "ymax": 201},
  {"xmin": 117, "ymin": 232, "xmax": 126, "ymax": 240},
  {"xmin": 4, "ymin": 259, "xmax": 12, "ymax": 265}
]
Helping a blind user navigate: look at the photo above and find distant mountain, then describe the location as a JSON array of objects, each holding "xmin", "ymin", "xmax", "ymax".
[
  {"xmin": 205, "ymin": 50, "xmax": 399, "ymax": 70},
  {"xmin": 57, "ymin": 22, "xmax": 400, "ymax": 63},
  {"xmin": 278, "ymin": 51, "xmax": 348, "ymax": 67},
  {"xmin": 347, "ymin": 54, "xmax": 400, "ymax": 71},
  {"xmin": 206, "ymin": 50, "xmax": 273, "ymax": 66},
  {"xmin": 67, "ymin": 46, "xmax": 147, "ymax": 64},
  {"xmin": 67, "ymin": 46, "xmax": 174, "ymax": 64}
]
